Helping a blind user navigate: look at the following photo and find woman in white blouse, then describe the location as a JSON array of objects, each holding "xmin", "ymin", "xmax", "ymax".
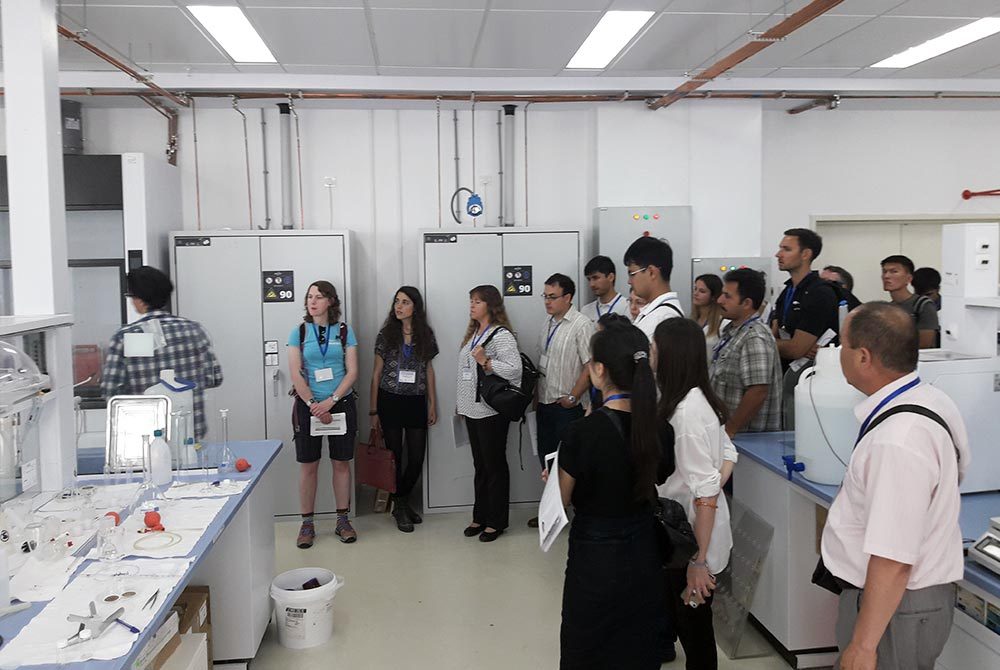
[
  {"xmin": 690, "ymin": 274, "xmax": 729, "ymax": 362},
  {"xmin": 455, "ymin": 284, "xmax": 522, "ymax": 543},
  {"xmin": 652, "ymin": 317, "xmax": 737, "ymax": 670}
]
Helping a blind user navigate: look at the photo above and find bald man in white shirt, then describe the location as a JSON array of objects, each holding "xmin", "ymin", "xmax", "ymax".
[{"xmin": 821, "ymin": 302, "xmax": 968, "ymax": 670}]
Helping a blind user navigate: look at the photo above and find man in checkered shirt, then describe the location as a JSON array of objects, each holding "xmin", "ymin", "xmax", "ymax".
[
  {"xmin": 101, "ymin": 266, "xmax": 223, "ymax": 439},
  {"xmin": 710, "ymin": 267, "xmax": 782, "ymax": 436}
]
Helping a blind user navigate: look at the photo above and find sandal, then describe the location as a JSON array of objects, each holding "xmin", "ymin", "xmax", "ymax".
[
  {"xmin": 335, "ymin": 516, "xmax": 357, "ymax": 543},
  {"xmin": 296, "ymin": 521, "xmax": 316, "ymax": 549}
]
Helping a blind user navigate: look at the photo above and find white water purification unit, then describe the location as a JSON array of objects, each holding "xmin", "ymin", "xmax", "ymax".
[
  {"xmin": 170, "ymin": 230, "xmax": 354, "ymax": 516},
  {"xmin": 420, "ymin": 228, "xmax": 582, "ymax": 513}
]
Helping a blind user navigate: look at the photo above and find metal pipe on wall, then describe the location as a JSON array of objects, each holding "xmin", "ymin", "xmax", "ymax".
[
  {"xmin": 260, "ymin": 109, "xmax": 272, "ymax": 229},
  {"xmin": 232, "ymin": 97, "xmax": 254, "ymax": 230},
  {"xmin": 523, "ymin": 102, "xmax": 531, "ymax": 227},
  {"xmin": 502, "ymin": 105, "xmax": 516, "ymax": 227},
  {"xmin": 496, "ymin": 110, "xmax": 503, "ymax": 227},
  {"xmin": 277, "ymin": 103, "xmax": 294, "ymax": 230},
  {"xmin": 452, "ymin": 110, "xmax": 460, "ymax": 221}
]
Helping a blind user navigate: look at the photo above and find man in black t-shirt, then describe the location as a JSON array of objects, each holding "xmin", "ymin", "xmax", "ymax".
[
  {"xmin": 820, "ymin": 265, "xmax": 863, "ymax": 311},
  {"xmin": 770, "ymin": 228, "xmax": 840, "ymax": 428}
]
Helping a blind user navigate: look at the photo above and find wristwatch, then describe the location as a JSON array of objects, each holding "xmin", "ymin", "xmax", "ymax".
[
  {"xmin": 307, "ymin": 398, "xmax": 316, "ymax": 406},
  {"xmin": 331, "ymin": 394, "xmax": 341, "ymax": 404},
  {"xmin": 567, "ymin": 395, "xmax": 577, "ymax": 405}
]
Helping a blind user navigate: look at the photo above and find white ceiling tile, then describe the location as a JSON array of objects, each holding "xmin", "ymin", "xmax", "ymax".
[
  {"xmin": 146, "ymin": 62, "xmax": 239, "ymax": 73},
  {"xmin": 825, "ymin": 0, "xmax": 908, "ymax": 16},
  {"xmin": 663, "ymin": 1, "xmax": 789, "ymax": 13},
  {"xmin": 887, "ymin": 1, "xmax": 1000, "ymax": 18},
  {"xmin": 283, "ymin": 64, "xmax": 380, "ymax": 75},
  {"xmin": 474, "ymin": 11, "xmax": 601, "ymax": 69},
  {"xmin": 740, "ymin": 15, "xmax": 871, "ymax": 68},
  {"xmin": 377, "ymin": 66, "xmax": 555, "ymax": 76},
  {"xmin": 723, "ymin": 66, "xmax": 779, "ymax": 76},
  {"xmin": 247, "ymin": 7, "xmax": 374, "ymax": 66},
  {"xmin": 58, "ymin": 5, "xmax": 230, "ymax": 64},
  {"xmin": 492, "ymin": 0, "xmax": 610, "ymax": 9},
  {"xmin": 611, "ymin": 12, "xmax": 754, "ymax": 72},
  {"xmin": 766, "ymin": 66, "xmax": 862, "ymax": 77},
  {"xmin": 968, "ymin": 64, "xmax": 1000, "ymax": 77},
  {"xmin": 371, "ymin": 8, "xmax": 484, "ymax": 67},
  {"xmin": 794, "ymin": 16, "xmax": 970, "ymax": 67},
  {"xmin": 368, "ymin": 1, "xmax": 488, "ymax": 8},
  {"xmin": 242, "ymin": 1, "xmax": 364, "ymax": 6}
]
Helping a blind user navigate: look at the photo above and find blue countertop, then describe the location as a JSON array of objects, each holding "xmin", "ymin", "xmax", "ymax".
[
  {"xmin": 733, "ymin": 432, "xmax": 1000, "ymax": 599},
  {"xmin": 0, "ymin": 440, "xmax": 282, "ymax": 670}
]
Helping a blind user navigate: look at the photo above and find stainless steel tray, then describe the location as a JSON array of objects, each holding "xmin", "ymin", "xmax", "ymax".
[{"xmin": 105, "ymin": 395, "xmax": 172, "ymax": 470}]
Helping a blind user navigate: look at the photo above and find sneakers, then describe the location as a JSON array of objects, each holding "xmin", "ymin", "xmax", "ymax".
[
  {"xmin": 296, "ymin": 520, "xmax": 316, "ymax": 549},
  {"xmin": 335, "ymin": 515, "xmax": 357, "ymax": 543}
]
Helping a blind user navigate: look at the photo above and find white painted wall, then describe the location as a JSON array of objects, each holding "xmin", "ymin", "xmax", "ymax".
[{"xmin": 762, "ymin": 109, "xmax": 1000, "ymax": 289}]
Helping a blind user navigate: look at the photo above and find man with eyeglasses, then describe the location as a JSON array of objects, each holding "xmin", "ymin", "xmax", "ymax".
[
  {"xmin": 528, "ymin": 273, "xmax": 594, "ymax": 528},
  {"xmin": 624, "ymin": 236, "xmax": 683, "ymax": 342}
]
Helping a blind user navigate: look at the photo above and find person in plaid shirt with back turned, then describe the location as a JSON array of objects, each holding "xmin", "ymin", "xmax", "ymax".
[{"xmin": 101, "ymin": 266, "xmax": 223, "ymax": 439}]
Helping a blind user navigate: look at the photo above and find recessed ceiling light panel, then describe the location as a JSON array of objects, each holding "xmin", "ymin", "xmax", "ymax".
[
  {"xmin": 567, "ymin": 11, "xmax": 654, "ymax": 70},
  {"xmin": 871, "ymin": 17, "xmax": 1000, "ymax": 69},
  {"xmin": 188, "ymin": 5, "xmax": 276, "ymax": 64}
]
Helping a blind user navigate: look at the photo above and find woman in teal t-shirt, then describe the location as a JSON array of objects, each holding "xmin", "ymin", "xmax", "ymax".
[{"xmin": 288, "ymin": 280, "xmax": 359, "ymax": 548}]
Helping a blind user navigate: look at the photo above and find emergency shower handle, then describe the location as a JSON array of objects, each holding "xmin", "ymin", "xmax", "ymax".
[{"xmin": 271, "ymin": 368, "xmax": 280, "ymax": 397}]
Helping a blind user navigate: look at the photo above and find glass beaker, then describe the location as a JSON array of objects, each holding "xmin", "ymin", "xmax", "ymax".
[
  {"xmin": 217, "ymin": 409, "xmax": 234, "ymax": 479},
  {"xmin": 169, "ymin": 409, "xmax": 193, "ymax": 477},
  {"xmin": 132, "ymin": 434, "xmax": 164, "ymax": 511},
  {"xmin": 96, "ymin": 515, "xmax": 124, "ymax": 564}
]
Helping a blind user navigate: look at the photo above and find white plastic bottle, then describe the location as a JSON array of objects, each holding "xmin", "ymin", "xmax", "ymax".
[
  {"xmin": 838, "ymin": 299, "xmax": 849, "ymax": 330},
  {"xmin": 149, "ymin": 429, "xmax": 173, "ymax": 487}
]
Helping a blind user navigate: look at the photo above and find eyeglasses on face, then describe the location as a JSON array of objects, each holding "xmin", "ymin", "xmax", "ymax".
[
  {"xmin": 542, "ymin": 293, "xmax": 566, "ymax": 302},
  {"xmin": 627, "ymin": 266, "xmax": 650, "ymax": 278}
]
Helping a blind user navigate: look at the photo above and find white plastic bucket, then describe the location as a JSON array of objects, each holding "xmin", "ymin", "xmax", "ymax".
[{"xmin": 270, "ymin": 568, "xmax": 345, "ymax": 649}]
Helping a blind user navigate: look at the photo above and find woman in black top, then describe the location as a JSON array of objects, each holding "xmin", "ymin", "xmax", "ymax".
[
  {"xmin": 557, "ymin": 321, "xmax": 675, "ymax": 669},
  {"xmin": 369, "ymin": 286, "xmax": 439, "ymax": 532}
]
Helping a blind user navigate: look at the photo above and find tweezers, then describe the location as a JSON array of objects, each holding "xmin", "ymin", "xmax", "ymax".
[{"xmin": 142, "ymin": 588, "xmax": 159, "ymax": 611}]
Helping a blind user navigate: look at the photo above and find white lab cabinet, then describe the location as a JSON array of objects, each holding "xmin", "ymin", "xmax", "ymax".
[
  {"xmin": 420, "ymin": 228, "xmax": 582, "ymax": 513},
  {"xmin": 170, "ymin": 230, "xmax": 353, "ymax": 516}
]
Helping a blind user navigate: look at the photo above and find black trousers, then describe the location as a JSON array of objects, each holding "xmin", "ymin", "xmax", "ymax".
[
  {"xmin": 465, "ymin": 414, "xmax": 510, "ymax": 531},
  {"xmin": 383, "ymin": 425, "xmax": 426, "ymax": 499},
  {"xmin": 664, "ymin": 567, "xmax": 718, "ymax": 670}
]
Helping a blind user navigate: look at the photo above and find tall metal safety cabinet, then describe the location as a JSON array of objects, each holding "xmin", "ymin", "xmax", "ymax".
[
  {"xmin": 170, "ymin": 230, "xmax": 353, "ymax": 516},
  {"xmin": 595, "ymin": 206, "xmax": 693, "ymax": 313},
  {"xmin": 420, "ymin": 228, "xmax": 582, "ymax": 514}
]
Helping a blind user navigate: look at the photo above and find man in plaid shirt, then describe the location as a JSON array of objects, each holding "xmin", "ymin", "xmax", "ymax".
[
  {"xmin": 711, "ymin": 268, "xmax": 782, "ymax": 435},
  {"xmin": 101, "ymin": 266, "xmax": 223, "ymax": 439}
]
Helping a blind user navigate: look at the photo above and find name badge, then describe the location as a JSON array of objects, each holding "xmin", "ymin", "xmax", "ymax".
[
  {"xmin": 539, "ymin": 354, "xmax": 549, "ymax": 371},
  {"xmin": 314, "ymin": 367, "xmax": 334, "ymax": 382},
  {"xmin": 311, "ymin": 414, "xmax": 347, "ymax": 436},
  {"xmin": 462, "ymin": 370, "xmax": 474, "ymax": 381},
  {"xmin": 398, "ymin": 369, "xmax": 417, "ymax": 384}
]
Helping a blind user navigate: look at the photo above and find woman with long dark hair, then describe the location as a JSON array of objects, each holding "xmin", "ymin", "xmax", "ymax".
[
  {"xmin": 653, "ymin": 318, "xmax": 737, "ymax": 670},
  {"xmin": 369, "ymin": 286, "xmax": 438, "ymax": 533},
  {"xmin": 558, "ymin": 321, "xmax": 674, "ymax": 669},
  {"xmin": 288, "ymin": 280, "xmax": 360, "ymax": 548},
  {"xmin": 456, "ymin": 285, "xmax": 522, "ymax": 542},
  {"xmin": 691, "ymin": 274, "xmax": 727, "ymax": 359}
]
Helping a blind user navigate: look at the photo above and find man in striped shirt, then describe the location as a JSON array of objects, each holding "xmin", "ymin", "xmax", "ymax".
[{"xmin": 528, "ymin": 273, "xmax": 594, "ymax": 528}]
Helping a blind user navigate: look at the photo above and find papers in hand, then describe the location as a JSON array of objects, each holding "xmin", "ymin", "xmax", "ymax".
[
  {"xmin": 790, "ymin": 328, "xmax": 836, "ymax": 372},
  {"xmin": 310, "ymin": 413, "xmax": 347, "ymax": 436},
  {"xmin": 538, "ymin": 451, "xmax": 568, "ymax": 553},
  {"xmin": 525, "ymin": 411, "xmax": 538, "ymax": 457},
  {"xmin": 453, "ymin": 414, "xmax": 470, "ymax": 449}
]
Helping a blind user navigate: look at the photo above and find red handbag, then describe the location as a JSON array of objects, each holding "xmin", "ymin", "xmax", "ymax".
[{"xmin": 355, "ymin": 426, "xmax": 397, "ymax": 493}]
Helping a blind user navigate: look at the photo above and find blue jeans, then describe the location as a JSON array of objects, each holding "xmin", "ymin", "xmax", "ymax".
[{"xmin": 536, "ymin": 402, "xmax": 584, "ymax": 469}]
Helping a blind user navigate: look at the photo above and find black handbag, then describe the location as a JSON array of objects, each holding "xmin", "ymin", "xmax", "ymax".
[
  {"xmin": 474, "ymin": 327, "xmax": 539, "ymax": 423},
  {"xmin": 654, "ymin": 497, "xmax": 699, "ymax": 570},
  {"xmin": 598, "ymin": 408, "xmax": 698, "ymax": 570}
]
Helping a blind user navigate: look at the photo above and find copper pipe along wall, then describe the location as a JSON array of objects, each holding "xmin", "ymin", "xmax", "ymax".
[
  {"xmin": 137, "ymin": 96, "xmax": 179, "ymax": 166},
  {"xmin": 647, "ymin": 0, "xmax": 846, "ymax": 110},
  {"xmin": 57, "ymin": 25, "xmax": 189, "ymax": 107}
]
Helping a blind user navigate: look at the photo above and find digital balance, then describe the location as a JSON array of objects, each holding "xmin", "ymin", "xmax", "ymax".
[{"xmin": 969, "ymin": 516, "xmax": 1000, "ymax": 576}]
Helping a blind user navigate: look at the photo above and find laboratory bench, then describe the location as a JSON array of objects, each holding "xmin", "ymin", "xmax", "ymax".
[
  {"xmin": 0, "ymin": 440, "xmax": 280, "ymax": 669},
  {"xmin": 733, "ymin": 432, "xmax": 1000, "ymax": 669}
]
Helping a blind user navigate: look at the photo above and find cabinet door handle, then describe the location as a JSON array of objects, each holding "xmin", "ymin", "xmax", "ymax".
[{"xmin": 271, "ymin": 368, "xmax": 280, "ymax": 397}]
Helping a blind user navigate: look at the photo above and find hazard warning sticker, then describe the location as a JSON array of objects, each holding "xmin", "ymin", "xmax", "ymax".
[
  {"xmin": 262, "ymin": 270, "xmax": 295, "ymax": 303},
  {"xmin": 502, "ymin": 265, "xmax": 532, "ymax": 297}
]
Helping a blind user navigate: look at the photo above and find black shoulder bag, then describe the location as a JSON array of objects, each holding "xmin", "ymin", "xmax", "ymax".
[
  {"xmin": 474, "ymin": 327, "xmax": 539, "ymax": 423},
  {"xmin": 599, "ymin": 407, "xmax": 698, "ymax": 570},
  {"xmin": 812, "ymin": 404, "xmax": 958, "ymax": 594}
]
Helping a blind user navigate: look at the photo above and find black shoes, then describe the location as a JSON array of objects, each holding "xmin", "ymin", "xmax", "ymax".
[
  {"xmin": 479, "ymin": 528, "xmax": 503, "ymax": 542},
  {"xmin": 392, "ymin": 503, "xmax": 414, "ymax": 533},
  {"xmin": 398, "ymin": 498, "xmax": 422, "ymax": 524},
  {"xmin": 463, "ymin": 524, "xmax": 483, "ymax": 537}
]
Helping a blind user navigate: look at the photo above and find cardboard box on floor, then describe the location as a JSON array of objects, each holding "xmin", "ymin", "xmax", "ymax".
[
  {"xmin": 134, "ymin": 611, "xmax": 180, "ymax": 670},
  {"xmin": 171, "ymin": 586, "xmax": 213, "ymax": 664}
]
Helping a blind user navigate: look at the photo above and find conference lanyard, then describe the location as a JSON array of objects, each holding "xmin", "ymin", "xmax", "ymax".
[
  {"xmin": 596, "ymin": 294, "xmax": 622, "ymax": 319},
  {"xmin": 712, "ymin": 316, "xmax": 760, "ymax": 362},
  {"xmin": 311, "ymin": 323, "xmax": 330, "ymax": 359},
  {"xmin": 545, "ymin": 320, "xmax": 561, "ymax": 352},
  {"xmin": 855, "ymin": 377, "xmax": 921, "ymax": 446},
  {"xmin": 782, "ymin": 287, "xmax": 797, "ymax": 323},
  {"xmin": 470, "ymin": 326, "xmax": 492, "ymax": 350},
  {"xmin": 603, "ymin": 393, "xmax": 631, "ymax": 403}
]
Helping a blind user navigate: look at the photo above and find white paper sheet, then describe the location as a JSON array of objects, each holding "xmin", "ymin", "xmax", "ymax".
[
  {"xmin": 164, "ymin": 479, "xmax": 249, "ymax": 499},
  {"xmin": 0, "ymin": 559, "xmax": 191, "ymax": 667},
  {"xmin": 10, "ymin": 555, "xmax": 82, "ymax": 602},
  {"xmin": 453, "ymin": 414, "xmax": 470, "ymax": 449},
  {"xmin": 525, "ymin": 411, "xmax": 539, "ymax": 457},
  {"xmin": 84, "ymin": 497, "xmax": 227, "ymax": 560},
  {"xmin": 790, "ymin": 328, "xmax": 836, "ymax": 372},
  {"xmin": 538, "ymin": 451, "xmax": 568, "ymax": 553}
]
